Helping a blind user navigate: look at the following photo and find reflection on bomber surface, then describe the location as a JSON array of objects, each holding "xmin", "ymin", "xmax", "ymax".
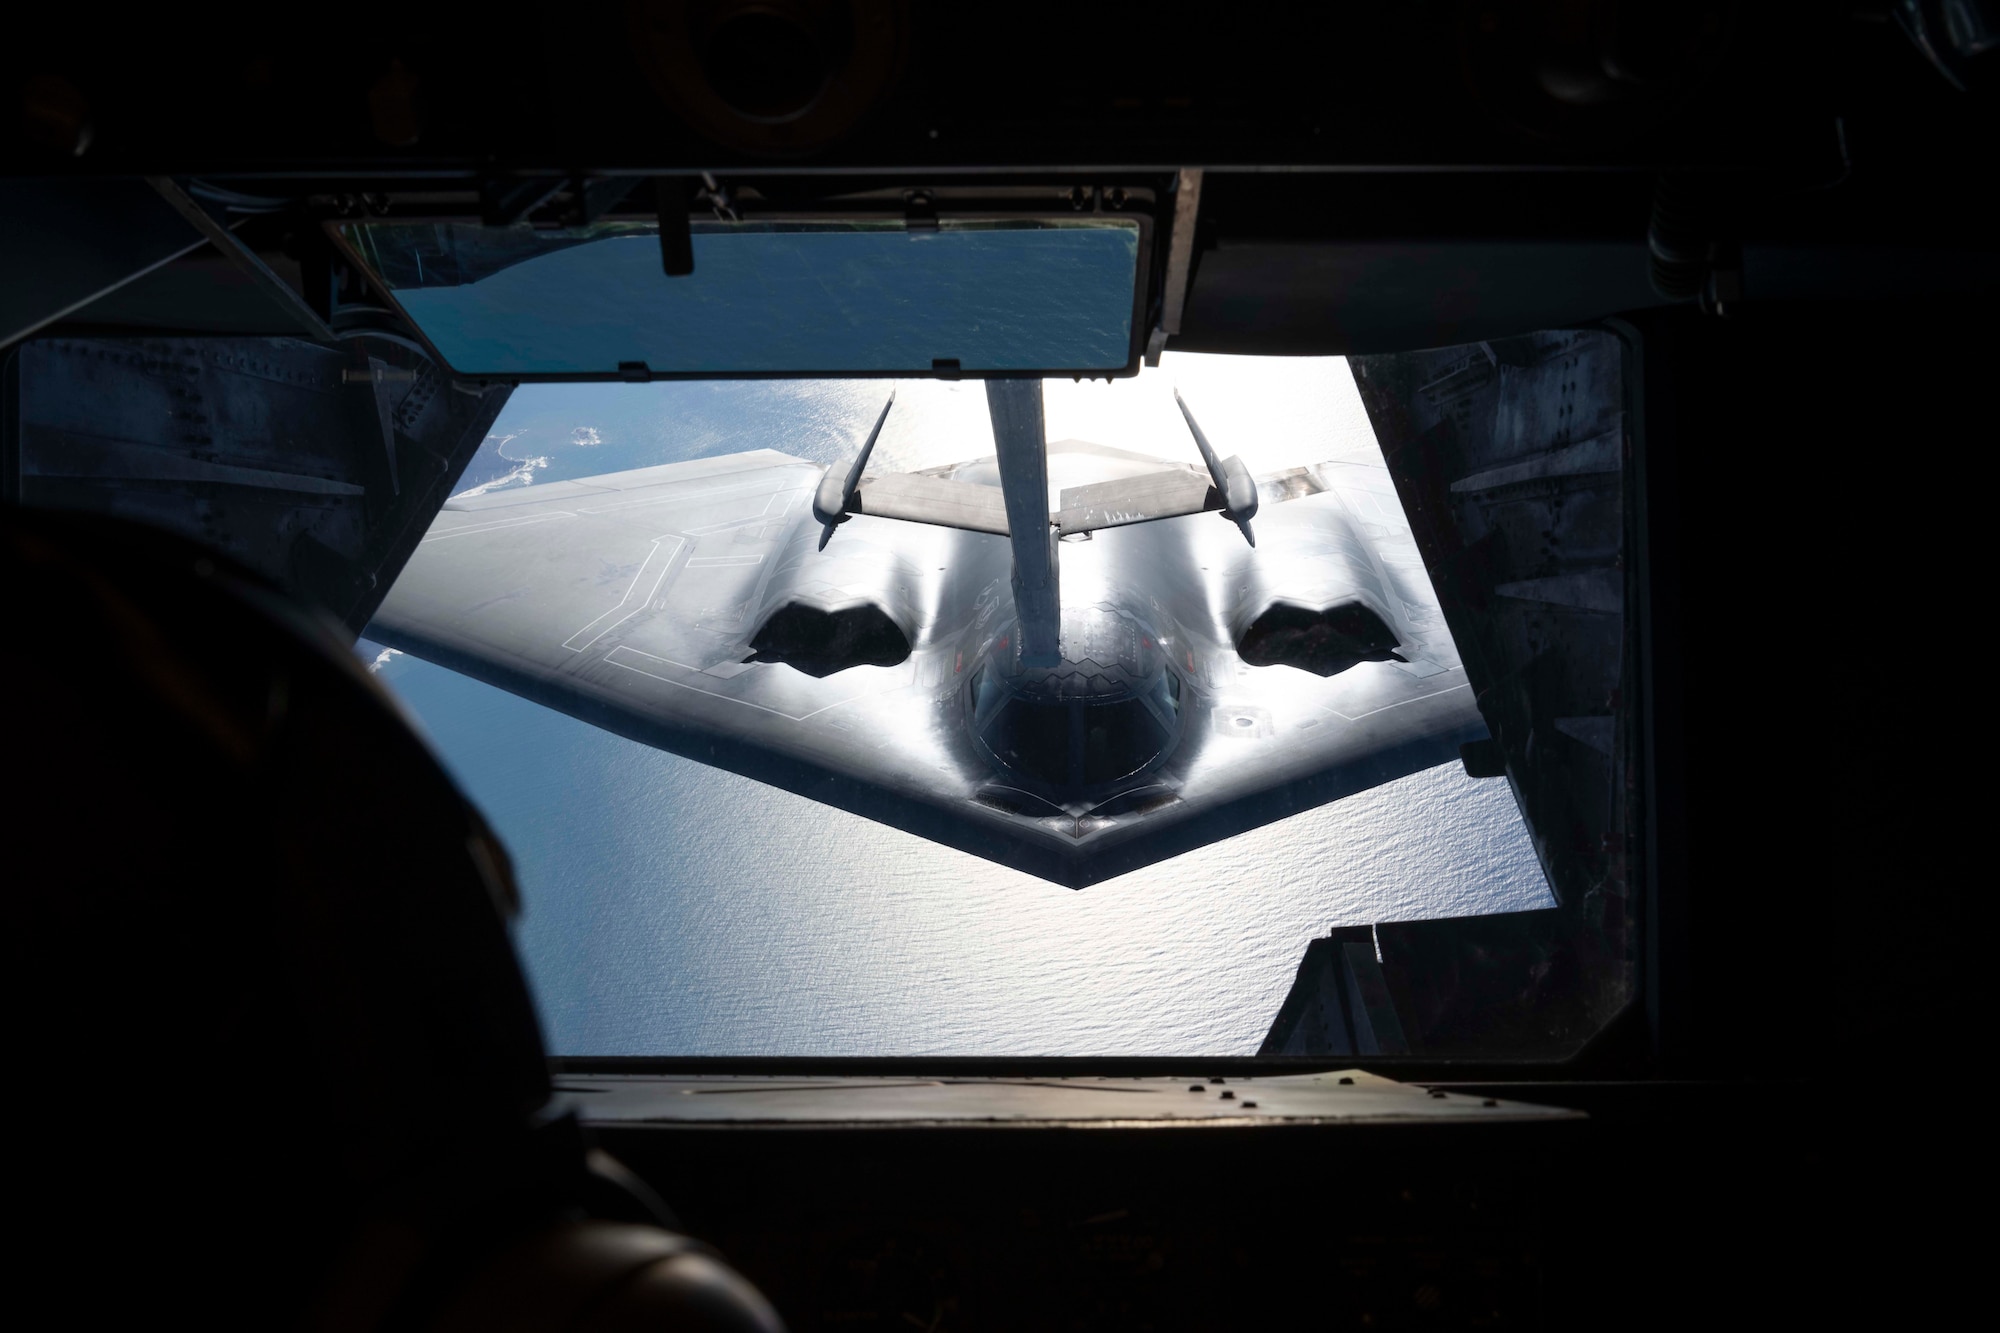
[{"xmin": 368, "ymin": 381, "xmax": 1487, "ymax": 887}]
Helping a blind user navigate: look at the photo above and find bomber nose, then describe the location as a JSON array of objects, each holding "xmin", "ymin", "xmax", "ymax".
[{"xmin": 965, "ymin": 607, "xmax": 1186, "ymax": 796}]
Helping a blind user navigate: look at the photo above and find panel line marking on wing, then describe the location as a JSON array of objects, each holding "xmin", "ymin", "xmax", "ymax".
[
  {"xmin": 687, "ymin": 554, "xmax": 765, "ymax": 568},
  {"xmin": 1322, "ymin": 679, "xmax": 1471, "ymax": 723},
  {"xmin": 562, "ymin": 535, "xmax": 687, "ymax": 652},
  {"xmin": 685, "ymin": 492, "xmax": 785, "ymax": 534},
  {"xmin": 605, "ymin": 646, "xmax": 865, "ymax": 721},
  {"xmin": 421, "ymin": 511, "xmax": 579, "ymax": 542},
  {"xmin": 575, "ymin": 478, "xmax": 808, "ymax": 517}
]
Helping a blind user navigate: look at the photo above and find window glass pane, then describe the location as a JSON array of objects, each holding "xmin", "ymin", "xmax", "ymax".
[
  {"xmin": 340, "ymin": 218, "xmax": 1141, "ymax": 376},
  {"xmin": 338, "ymin": 343, "xmax": 1629, "ymax": 1060},
  {"xmin": 1081, "ymin": 698, "xmax": 1169, "ymax": 785},
  {"xmin": 970, "ymin": 664, "xmax": 1007, "ymax": 726},
  {"xmin": 983, "ymin": 696, "xmax": 1073, "ymax": 787}
]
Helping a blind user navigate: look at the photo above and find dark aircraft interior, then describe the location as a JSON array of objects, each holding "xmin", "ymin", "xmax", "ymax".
[{"xmin": 4, "ymin": 4, "xmax": 1986, "ymax": 1328}]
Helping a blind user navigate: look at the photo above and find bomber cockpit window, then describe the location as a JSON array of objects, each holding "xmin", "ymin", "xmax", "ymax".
[
  {"xmin": 1081, "ymin": 695, "xmax": 1171, "ymax": 786},
  {"xmin": 976, "ymin": 686, "xmax": 1179, "ymax": 793},
  {"xmin": 983, "ymin": 695, "xmax": 1073, "ymax": 790}
]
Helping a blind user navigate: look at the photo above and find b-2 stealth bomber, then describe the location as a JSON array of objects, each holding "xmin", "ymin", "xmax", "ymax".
[{"xmin": 368, "ymin": 380, "xmax": 1486, "ymax": 887}]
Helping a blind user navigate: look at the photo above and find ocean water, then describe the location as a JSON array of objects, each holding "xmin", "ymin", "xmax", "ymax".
[{"xmin": 365, "ymin": 355, "xmax": 1554, "ymax": 1056}]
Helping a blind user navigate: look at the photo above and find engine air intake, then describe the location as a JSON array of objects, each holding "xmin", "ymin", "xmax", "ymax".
[
  {"xmin": 1237, "ymin": 601, "xmax": 1406, "ymax": 677},
  {"xmin": 748, "ymin": 602, "xmax": 910, "ymax": 677}
]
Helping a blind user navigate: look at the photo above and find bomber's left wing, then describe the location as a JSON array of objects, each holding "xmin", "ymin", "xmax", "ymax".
[{"xmin": 368, "ymin": 448, "xmax": 1054, "ymax": 873}]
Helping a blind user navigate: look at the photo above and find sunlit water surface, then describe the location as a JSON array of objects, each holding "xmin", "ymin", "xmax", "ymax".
[{"xmin": 366, "ymin": 355, "xmax": 1553, "ymax": 1055}]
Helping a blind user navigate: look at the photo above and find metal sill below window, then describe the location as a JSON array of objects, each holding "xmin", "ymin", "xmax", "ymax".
[{"xmin": 551, "ymin": 1070, "xmax": 1577, "ymax": 1129}]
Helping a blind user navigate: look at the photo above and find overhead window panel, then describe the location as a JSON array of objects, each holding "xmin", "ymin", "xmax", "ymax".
[{"xmin": 338, "ymin": 218, "xmax": 1144, "ymax": 378}]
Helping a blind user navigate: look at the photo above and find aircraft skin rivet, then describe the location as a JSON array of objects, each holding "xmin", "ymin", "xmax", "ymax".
[
  {"xmin": 1338, "ymin": 1076, "xmax": 1354, "ymax": 1085},
  {"xmin": 1188, "ymin": 1084, "xmax": 1204, "ymax": 1092}
]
